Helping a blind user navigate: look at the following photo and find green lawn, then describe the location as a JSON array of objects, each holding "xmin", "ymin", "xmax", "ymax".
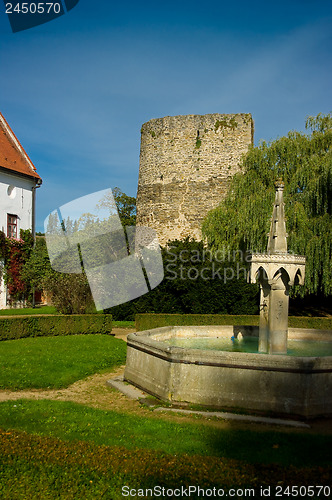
[
  {"xmin": 2, "ymin": 428, "xmax": 329, "ymax": 500},
  {"xmin": 0, "ymin": 400, "xmax": 331, "ymax": 499},
  {"xmin": 112, "ymin": 320, "xmax": 135, "ymax": 328},
  {"xmin": 0, "ymin": 335, "xmax": 126, "ymax": 390},
  {"xmin": 0, "ymin": 398, "xmax": 331, "ymax": 468},
  {"xmin": 0, "ymin": 305, "xmax": 58, "ymax": 315},
  {"xmin": 0, "ymin": 306, "xmax": 135, "ymax": 328},
  {"xmin": 0, "ymin": 334, "xmax": 331, "ymax": 499}
]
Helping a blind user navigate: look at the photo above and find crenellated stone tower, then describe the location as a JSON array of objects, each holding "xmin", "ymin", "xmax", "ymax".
[{"xmin": 136, "ymin": 113, "xmax": 254, "ymax": 246}]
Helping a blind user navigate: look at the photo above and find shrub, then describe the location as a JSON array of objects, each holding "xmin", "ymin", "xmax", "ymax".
[
  {"xmin": 0, "ymin": 314, "xmax": 112, "ymax": 341},
  {"xmin": 108, "ymin": 238, "xmax": 259, "ymax": 320},
  {"xmin": 22, "ymin": 238, "xmax": 95, "ymax": 314},
  {"xmin": 135, "ymin": 314, "xmax": 260, "ymax": 331},
  {"xmin": 0, "ymin": 229, "xmax": 34, "ymax": 304},
  {"xmin": 135, "ymin": 313, "xmax": 332, "ymax": 331}
]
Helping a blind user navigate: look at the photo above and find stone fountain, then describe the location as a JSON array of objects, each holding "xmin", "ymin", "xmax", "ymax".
[
  {"xmin": 124, "ymin": 182, "xmax": 332, "ymax": 418},
  {"xmin": 250, "ymin": 181, "xmax": 306, "ymax": 354}
]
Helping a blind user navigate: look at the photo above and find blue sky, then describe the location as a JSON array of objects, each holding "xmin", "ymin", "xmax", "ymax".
[{"xmin": 0, "ymin": 0, "xmax": 331, "ymax": 232}]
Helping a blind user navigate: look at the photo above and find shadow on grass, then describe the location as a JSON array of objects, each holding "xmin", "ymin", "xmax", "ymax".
[{"xmin": 0, "ymin": 399, "xmax": 331, "ymax": 468}]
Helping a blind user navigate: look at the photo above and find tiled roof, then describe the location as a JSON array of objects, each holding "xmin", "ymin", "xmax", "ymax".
[{"xmin": 0, "ymin": 112, "xmax": 42, "ymax": 181}]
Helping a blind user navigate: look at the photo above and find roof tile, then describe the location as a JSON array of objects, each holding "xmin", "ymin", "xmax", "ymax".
[{"xmin": 0, "ymin": 112, "xmax": 41, "ymax": 181}]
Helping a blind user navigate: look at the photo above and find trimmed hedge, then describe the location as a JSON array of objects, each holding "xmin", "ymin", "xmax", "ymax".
[
  {"xmin": 289, "ymin": 316, "xmax": 332, "ymax": 330},
  {"xmin": 135, "ymin": 313, "xmax": 332, "ymax": 332},
  {"xmin": 0, "ymin": 314, "xmax": 112, "ymax": 341},
  {"xmin": 136, "ymin": 314, "xmax": 260, "ymax": 331}
]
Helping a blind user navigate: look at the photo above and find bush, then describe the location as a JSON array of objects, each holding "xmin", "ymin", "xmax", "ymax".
[
  {"xmin": 21, "ymin": 237, "xmax": 95, "ymax": 314},
  {"xmin": 135, "ymin": 313, "xmax": 332, "ymax": 332},
  {"xmin": 42, "ymin": 272, "xmax": 95, "ymax": 314},
  {"xmin": 108, "ymin": 238, "xmax": 259, "ymax": 320},
  {"xmin": 135, "ymin": 314, "xmax": 259, "ymax": 331},
  {"xmin": 288, "ymin": 316, "xmax": 332, "ymax": 330},
  {"xmin": 0, "ymin": 229, "xmax": 34, "ymax": 304},
  {"xmin": 0, "ymin": 314, "xmax": 112, "ymax": 341}
]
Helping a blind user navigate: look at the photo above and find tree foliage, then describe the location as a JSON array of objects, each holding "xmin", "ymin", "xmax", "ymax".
[
  {"xmin": 109, "ymin": 238, "xmax": 259, "ymax": 320},
  {"xmin": 21, "ymin": 187, "xmax": 137, "ymax": 314},
  {"xmin": 21, "ymin": 237, "xmax": 94, "ymax": 314},
  {"xmin": 97, "ymin": 187, "xmax": 136, "ymax": 227},
  {"xmin": 202, "ymin": 113, "xmax": 332, "ymax": 296}
]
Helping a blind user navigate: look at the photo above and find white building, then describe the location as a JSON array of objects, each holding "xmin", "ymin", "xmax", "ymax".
[{"xmin": 0, "ymin": 113, "xmax": 42, "ymax": 308}]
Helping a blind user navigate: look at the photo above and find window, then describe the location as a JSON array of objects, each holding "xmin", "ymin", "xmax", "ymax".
[{"xmin": 7, "ymin": 214, "xmax": 17, "ymax": 238}]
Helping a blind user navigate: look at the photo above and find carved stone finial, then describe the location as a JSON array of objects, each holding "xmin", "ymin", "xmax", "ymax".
[
  {"xmin": 275, "ymin": 178, "xmax": 285, "ymax": 189},
  {"xmin": 267, "ymin": 180, "xmax": 288, "ymax": 254},
  {"xmin": 249, "ymin": 180, "xmax": 306, "ymax": 354}
]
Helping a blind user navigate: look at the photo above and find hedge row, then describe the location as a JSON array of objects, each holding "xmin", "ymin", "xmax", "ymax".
[
  {"xmin": 135, "ymin": 314, "xmax": 260, "ymax": 331},
  {"xmin": 135, "ymin": 313, "xmax": 332, "ymax": 331},
  {"xmin": 289, "ymin": 316, "xmax": 332, "ymax": 330},
  {"xmin": 0, "ymin": 314, "xmax": 112, "ymax": 341}
]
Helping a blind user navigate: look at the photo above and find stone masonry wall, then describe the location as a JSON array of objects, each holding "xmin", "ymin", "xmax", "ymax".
[{"xmin": 136, "ymin": 113, "xmax": 254, "ymax": 246}]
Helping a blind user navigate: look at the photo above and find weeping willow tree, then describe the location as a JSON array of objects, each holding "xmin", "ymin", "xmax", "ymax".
[{"xmin": 202, "ymin": 113, "xmax": 332, "ymax": 297}]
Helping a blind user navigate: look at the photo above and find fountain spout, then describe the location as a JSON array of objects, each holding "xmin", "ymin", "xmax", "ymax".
[{"xmin": 249, "ymin": 181, "xmax": 306, "ymax": 354}]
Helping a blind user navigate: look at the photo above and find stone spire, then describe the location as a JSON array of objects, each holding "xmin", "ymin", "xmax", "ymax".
[
  {"xmin": 249, "ymin": 180, "xmax": 306, "ymax": 354},
  {"xmin": 267, "ymin": 180, "xmax": 288, "ymax": 255}
]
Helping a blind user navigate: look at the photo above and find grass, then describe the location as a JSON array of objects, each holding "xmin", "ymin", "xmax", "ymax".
[
  {"xmin": 0, "ymin": 334, "xmax": 331, "ymax": 498},
  {"xmin": 2, "ymin": 430, "xmax": 329, "ymax": 500},
  {"xmin": 0, "ymin": 305, "xmax": 58, "ymax": 315},
  {"xmin": 0, "ymin": 399, "xmax": 331, "ymax": 468},
  {"xmin": 0, "ymin": 335, "xmax": 126, "ymax": 390},
  {"xmin": 0, "ymin": 307, "xmax": 135, "ymax": 328},
  {"xmin": 112, "ymin": 320, "xmax": 135, "ymax": 328}
]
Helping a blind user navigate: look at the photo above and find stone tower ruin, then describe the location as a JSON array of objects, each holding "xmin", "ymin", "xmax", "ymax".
[{"xmin": 136, "ymin": 113, "xmax": 254, "ymax": 246}]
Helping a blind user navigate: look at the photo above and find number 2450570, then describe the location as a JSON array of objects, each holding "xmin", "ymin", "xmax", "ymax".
[{"xmin": 5, "ymin": 3, "xmax": 62, "ymax": 14}]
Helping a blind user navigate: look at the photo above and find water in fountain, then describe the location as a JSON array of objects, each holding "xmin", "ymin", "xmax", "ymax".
[{"xmin": 166, "ymin": 335, "xmax": 332, "ymax": 356}]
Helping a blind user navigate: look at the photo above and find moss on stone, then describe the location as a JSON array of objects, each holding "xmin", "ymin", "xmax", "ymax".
[{"xmin": 215, "ymin": 117, "xmax": 238, "ymax": 132}]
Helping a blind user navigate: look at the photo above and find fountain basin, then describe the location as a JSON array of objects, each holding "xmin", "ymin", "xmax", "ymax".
[{"xmin": 124, "ymin": 326, "xmax": 332, "ymax": 419}]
